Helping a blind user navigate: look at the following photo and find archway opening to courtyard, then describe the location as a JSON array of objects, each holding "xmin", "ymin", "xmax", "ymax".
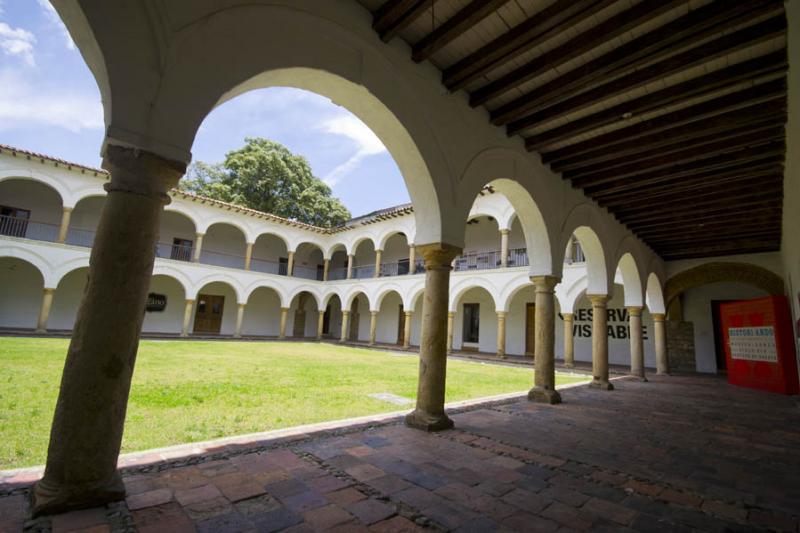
[
  {"xmin": 142, "ymin": 275, "xmax": 187, "ymax": 334},
  {"xmin": 250, "ymin": 233, "xmax": 290, "ymax": 275},
  {"xmin": 243, "ymin": 286, "xmax": 283, "ymax": 337},
  {"xmin": 200, "ymin": 223, "xmax": 248, "ymax": 270},
  {"xmin": 293, "ymin": 243, "xmax": 325, "ymax": 281},
  {"xmin": 192, "ymin": 281, "xmax": 240, "ymax": 336},
  {"xmin": 288, "ymin": 291, "xmax": 320, "ymax": 338},
  {"xmin": 157, "ymin": 211, "xmax": 197, "ymax": 262},
  {"xmin": 323, "ymin": 294, "xmax": 344, "ymax": 340},
  {"xmin": 374, "ymin": 288, "xmax": 404, "ymax": 345},
  {"xmin": 328, "ymin": 244, "xmax": 349, "ymax": 281},
  {"xmin": 351, "ymin": 239, "xmax": 377, "ymax": 279},
  {"xmin": 346, "ymin": 291, "xmax": 371, "ymax": 342},
  {"xmin": 50, "ymin": 267, "xmax": 89, "ymax": 331},
  {"xmin": 379, "ymin": 233, "xmax": 411, "ymax": 277},
  {"xmin": 450, "ymin": 285, "xmax": 498, "ymax": 355},
  {"xmin": 0, "ymin": 257, "xmax": 45, "ymax": 329},
  {"xmin": 65, "ymin": 196, "xmax": 104, "ymax": 248}
]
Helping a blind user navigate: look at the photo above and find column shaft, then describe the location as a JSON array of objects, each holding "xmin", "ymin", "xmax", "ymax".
[
  {"xmin": 340, "ymin": 310, "xmax": 350, "ymax": 342},
  {"xmin": 403, "ymin": 311, "xmax": 413, "ymax": 348},
  {"xmin": 234, "ymin": 303, "xmax": 246, "ymax": 338},
  {"xmin": 180, "ymin": 299, "xmax": 194, "ymax": 337},
  {"xmin": 36, "ymin": 288, "xmax": 56, "ymax": 333},
  {"xmin": 406, "ymin": 243, "xmax": 461, "ymax": 432},
  {"xmin": 57, "ymin": 207, "xmax": 72, "ymax": 244},
  {"xmin": 409, "ymin": 246, "xmax": 416, "ymax": 275},
  {"xmin": 588, "ymin": 294, "xmax": 613, "ymax": 390},
  {"xmin": 192, "ymin": 233, "xmax": 204, "ymax": 262},
  {"xmin": 322, "ymin": 259, "xmax": 330, "ymax": 282},
  {"xmin": 446, "ymin": 312, "xmax": 455, "ymax": 354},
  {"xmin": 346, "ymin": 255, "xmax": 354, "ymax": 280},
  {"xmin": 529, "ymin": 276, "xmax": 561, "ymax": 404},
  {"xmin": 279, "ymin": 307, "xmax": 289, "ymax": 339},
  {"xmin": 286, "ymin": 252, "xmax": 295, "ymax": 277},
  {"xmin": 562, "ymin": 313, "xmax": 575, "ymax": 367},
  {"xmin": 244, "ymin": 243, "xmax": 253, "ymax": 271},
  {"xmin": 500, "ymin": 229, "xmax": 509, "ymax": 267},
  {"xmin": 374, "ymin": 250, "xmax": 382, "ymax": 278},
  {"xmin": 369, "ymin": 311, "xmax": 378, "ymax": 345},
  {"xmin": 628, "ymin": 307, "xmax": 646, "ymax": 380},
  {"xmin": 496, "ymin": 311, "xmax": 507, "ymax": 358},
  {"xmin": 317, "ymin": 310, "xmax": 325, "ymax": 341},
  {"xmin": 32, "ymin": 145, "xmax": 185, "ymax": 516},
  {"xmin": 653, "ymin": 313, "xmax": 669, "ymax": 375}
]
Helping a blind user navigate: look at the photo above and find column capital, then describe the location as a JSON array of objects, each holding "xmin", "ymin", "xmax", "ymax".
[
  {"xmin": 626, "ymin": 306, "xmax": 644, "ymax": 316},
  {"xmin": 195, "ymin": 232, "xmax": 205, "ymax": 237},
  {"xmin": 246, "ymin": 241, "xmax": 255, "ymax": 247},
  {"xmin": 417, "ymin": 242, "xmax": 462, "ymax": 269},
  {"xmin": 531, "ymin": 275, "xmax": 560, "ymax": 291},
  {"xmin": 587, "ymin": 294, "xmax": 610, "ymax": 306},
  {"xmin": 447, "ymin": 311, "xmax": 455, "ymax": 318},
  {"xmin": 62, "ymin": 206, "xmax": 74, "ymax": 213},
  {"xmin": 496, "ymin": 310, "xmax": 508, "ymax": 318},
  {"xmin": 238, "ymin": 302, "xmax": 247, "ymax": 309},
  {"xmin": 562, "ymin": 312, "xmax": 574, "ymax": 320},
  {"xmin": 652, "ymin": 313, "xmax": 666, "ymax": 322},
  {"xmin": 404, "ymin": 310, "xmax": 413, "ymax": 317},
  {"xmin": 185, "ymin": 298, "xmax": 196, "ymax": 304},
  {"xmin": 280, "ymin": 307, "xmax": 290, "ymax": 312},
  {"xmin": 370, "ymin": 310, "xmax": 379, "ymax": 316},
  {"xmin": 318, "ymin": 309, "xmax": 326, "ymax": 315},
  {"xmin": 43, "ymin": 287, "xmax": 56, "ymax": 295},
  {"xmin": 102, "ymin": 144, "xmax": 186, "ymax": 202},
  {"xmin": 342, "ymin": 310, "xmax": 351, "ymax": 316},
  {"xmin": 500, "ymin": 228, "xmax": 510, "ymax": 235}
]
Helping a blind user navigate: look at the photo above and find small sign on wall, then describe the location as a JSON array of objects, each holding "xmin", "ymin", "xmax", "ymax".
[
  {"xmin": 146, "ymin": 293, "xmax": 167, "ymax": 312},
  {"xmin": 728, "ymin": 327, "xmax": 778, "ymax": 362}
]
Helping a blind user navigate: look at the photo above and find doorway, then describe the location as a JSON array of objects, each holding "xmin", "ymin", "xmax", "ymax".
[
  {"xmin": 711, "ymin": 300, "xmax": 734, "ymax": 373},
  {"xmin": 525, "ymin": 303, "xmax": 536, "ymax": 356},
  {"xmin": 397, "ymin": 304, "xmax": 405, "ymax": 345},
  {"xmin": 194, "ymin": 294, "xmax": 225, "ymax": 334}
]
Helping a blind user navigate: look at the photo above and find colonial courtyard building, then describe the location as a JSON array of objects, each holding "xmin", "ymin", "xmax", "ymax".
[{"xmin": 0, "ymin": 0, "xmax": 797, "ymax": 527}]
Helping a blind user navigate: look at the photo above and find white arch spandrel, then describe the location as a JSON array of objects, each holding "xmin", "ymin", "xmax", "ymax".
[
  {"xmin": 615, "ymin": 252, "xmax": 643, "ymax": 308},
  {"xmin": 0, "ymin": 245, "xmax": 56, "ymax": 288},
  {"xmin": 646, "ymin": 272, "xmax": 666, "ymax": 314}
]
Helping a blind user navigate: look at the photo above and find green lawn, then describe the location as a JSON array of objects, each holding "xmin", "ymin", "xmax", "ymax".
[{"xmin": 0, "ymin": 337, "xmax": 588, "ymax": 469}]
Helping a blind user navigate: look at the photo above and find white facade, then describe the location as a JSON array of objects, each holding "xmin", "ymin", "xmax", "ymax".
[{"xmin": 0, "ymin": 146, "xmax": 774, "ymax": 371}]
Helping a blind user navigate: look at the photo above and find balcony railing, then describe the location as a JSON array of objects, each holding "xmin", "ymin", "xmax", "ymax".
[
  {"xmin": 294, "ymin": 264, "xmax": 323, "ymax": 281},
  {"xmin": 65, "ymin": 227, "xmax": 96, "ymax": 248},
  {"xmin": 454, "ymin": 250, "xmax": 502, "ymax": 271},
  {"xmin": 508, "ymin": 248, "xmax": 529, "ymax": 267},
  {"xmin": 156, "ymin": 242, "xmax": 193, "ymax": 262},
  {"xmin": 379, "ymin": 261, "xmax": 411, "ymax": 277},
  {"xmin": 328, "ymin": 267, "xmax": 347, "ymax": 281},
  {"xmin": 199, "ymin": 249, "xmax": 245, "ymax": 270},
  {"xmin": 352, "ymin": 265, "xmax": 375, "ymax": 279},
  {"xmin": 251, "ymin": 257, "xmax": 287, "ymax": 276},
  {"xmin": 0, "ymin": 215, "xmax": 58, "ymax": 242}
]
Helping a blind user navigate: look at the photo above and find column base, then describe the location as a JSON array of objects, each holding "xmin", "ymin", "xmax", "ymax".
[
  {"xmin": 563, "ymin": 362, "xmax": 574, "ymax": 368},
  {"xmin": 497, "ymin": 352, "xmax": 506, "ymax": 359},
  {"xmin": 630, "ymin": 375, "xmax": 648, "ymax": 382},
  {"xmin": 404, "ymin": 409, "xmax": 454, "ymax": 432},
  {"xmin": 656, "ymin": 371, "xmax": 670, "ymax": 376},
  {"xmin": 35, "ymin": 328, "xmax": 46, "ymax": 334},
  {"xmin": 31, "ymin": 473, "xmax": 125, "ymax": 518},
  {"xmin": 589, "ymin": 379, "xmax": 614, "ymax": 390},
  {"xmin": 527, "ymin": 387, "xmax": 562, "ymax": 404}
]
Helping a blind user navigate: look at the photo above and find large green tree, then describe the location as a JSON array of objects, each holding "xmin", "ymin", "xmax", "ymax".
[{"xmin": 180, "ymin": 137, "xmax": 351, "ymax": 227}]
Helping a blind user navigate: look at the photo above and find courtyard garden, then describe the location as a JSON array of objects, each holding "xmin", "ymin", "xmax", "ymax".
[{"xmin": 0, "ymin": 337, "xmax": 589, "ymax": 469}]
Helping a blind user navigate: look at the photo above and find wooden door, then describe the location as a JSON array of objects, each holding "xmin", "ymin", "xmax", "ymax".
[
  {"xmin": 397, "ymin": 304, "xmax": 405, "ymax": 345},
  {"xmin": 525, "ymin": 303, "xmax": 536, "ymax": 356},
  {"xmin": 194, "ymin": 294, "xmax": 224, "ymax": 334}
]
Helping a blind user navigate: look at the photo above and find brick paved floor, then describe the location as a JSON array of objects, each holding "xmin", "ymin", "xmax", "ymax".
[{"xmin": 2, "ymin": 374, "xmax": 799, "ymax": 532}]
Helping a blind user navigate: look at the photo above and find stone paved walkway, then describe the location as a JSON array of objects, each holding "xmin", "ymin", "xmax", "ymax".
[{"xmin": 2, "ymin": 374, "xmax": 799, "ymax": 532}]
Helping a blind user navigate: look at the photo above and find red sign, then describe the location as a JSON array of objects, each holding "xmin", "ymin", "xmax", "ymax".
[{"xmin": 720, "ymin": 295, "xmax": 799, "ymax": 395}]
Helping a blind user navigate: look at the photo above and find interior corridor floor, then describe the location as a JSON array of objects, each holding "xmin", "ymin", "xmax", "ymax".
[{"xmin": 2, "ymin": 374, "xmax": 799, "ymax": 532}]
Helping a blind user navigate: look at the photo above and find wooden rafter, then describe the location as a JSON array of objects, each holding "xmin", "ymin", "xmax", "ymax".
[{"xmin": 373, "ymin": 0, "xmax": 437, "ymax": 42}]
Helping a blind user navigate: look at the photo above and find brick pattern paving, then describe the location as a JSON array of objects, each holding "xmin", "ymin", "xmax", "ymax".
[{"xmin": 2, "ymin": 374, "xmax": 800, "ymax": 532}]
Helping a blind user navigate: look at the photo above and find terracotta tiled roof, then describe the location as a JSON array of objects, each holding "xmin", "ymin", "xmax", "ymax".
[{"xmin": 0, "ymin": 143, "xmax": 108, "ymax": 176}]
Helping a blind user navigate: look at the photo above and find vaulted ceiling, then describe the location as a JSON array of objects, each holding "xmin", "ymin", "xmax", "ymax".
[{"xmin": 357, "ymin": 0, "xmax": 787, "ymax": 261}]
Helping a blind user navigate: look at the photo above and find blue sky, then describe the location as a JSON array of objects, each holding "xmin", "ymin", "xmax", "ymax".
[{"xmin": 0, "ymin": 1, "xmax": 409, "ymax": 217}]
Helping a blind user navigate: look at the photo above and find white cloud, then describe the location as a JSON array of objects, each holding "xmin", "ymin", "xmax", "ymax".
[
  {"xmin": 319, "ymin": 115, "xmax": 387, "ymax": 186},
  {"xmin": 36, "ymin": 0, "xmax": 74, "ymax": 50},
  {"xmin": 0, "ymin": 22, "xmax": 36, "ymax": 66},
  {"xmin": 0, "ymin": 69, "xmax": 103, "ymax": 132}
]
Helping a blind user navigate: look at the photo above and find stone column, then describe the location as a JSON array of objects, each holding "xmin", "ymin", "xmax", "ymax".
[
  {"xmin": 369, "ymin": 310, "xmax": 378, "ymax": 345},
  {"xmin": 31, "ymin": 145, "xmax": 186, "ymax": 516},
  {"xmin": 628, "ymin": 306, "xmax": 646, "ymax": 380},
  {"xmin": 409, "ymin": 245, "xmax": 416, "ymax": 274},
  {"xmin": 406, "ymin": 243, "xmax": 461, "ymax": 432},
  {"xmin": 234, "ymin": 303, "xmax": 246, "ymax": 338},
  {"xmin": 317, "ymin": 310, "xmax": 325, "ymax": 341},
  {"xmin": 180, "ymin": 299, "xmax": 194, "ymax": 337},
  {"xmin": 374, "ymin": 250, "xmax": 382, "ymax": 278},
  {"xmin": 340, "ymin": 310, "xmax": 350, "ymax": 342},
  {"xmin": 36, "ymin": 288, "xmax": 56, "ymax": 333},
  {"xmin": 562, "ymin": 313, "xmax": 575, "ymax": 367},
  {"xmin": 243, "ymin": 242, "xmax": 253, "ymax": 271},
  {"xmin": 529, "ymin": 276, "xmax": 561, "ymax": 404},
  {"xmin": 322, "ymin": 259, "xmax": 330, "ymax": 281},
  {"xmin": 56, "ymin": 207, "xmax": 72, "ymax": 244},
  {"xmin": 192, "ymin": 233, "xmax": 204, "ymax": 262},
  {"xmin": 286, "ymin": 251, "xmax": 295, "ymax": 277},
  {"xmin": 653, "ymin": 313, "xmax": 669, "ymax": 375},
  {"xmin": 496, "ymin": 311, "xmax": 507, "ymax": 358},
  {"xmin": 279, "ymin": 307, "xmax": 289, "ymax": 339},
  {"xmin": 403, "ymin": 311, "xmax": 413, "ymax": 348},
  {"xmin": 346, "ymin": 255, "xmax": 354, "ymax": 280},
  {"xmin": 588, "ymin": 294, "xmax": 613, "ymax": 390},
  {"xmin": 446, "ymin": 311, "xmax": 455, "ymax": 353},
  {"xmin": 500, "ymin": 229, "xmax": 509, "ymax": 267}
]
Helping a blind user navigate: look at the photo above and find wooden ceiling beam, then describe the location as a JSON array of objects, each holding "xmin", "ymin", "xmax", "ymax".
[
  {"xmin": 491, "ymin": 0, "xmax": 783, "ymax": 126},
  {"xmin": 541, "ymin": 78, "xmax": 786, "ymax": 165},
  {"xmin": 507, "ymin": 16, "xmax": 786, "ymax": 136},
  {"xmin": 631, "ymin": 205, "xmax": 781, "ymax": 233},
  {"xmin": 585, "ymin": 144, "xmax": 785, "ymax": 197},
  {"xmin": 570, "ymin": 127, "xmax": 784, "ymax": 188},
  {"xmin": 373, "ymin": 0, "xmax": 437, "ymax": 42},
  {"xmin": 412, "ymin": 0, "xmax": 512, "ymax": 62},
  {"xmin": 641, "ymin": 222, "xmax": 781, "ymax": 242},
  {"xmin": 595, "ymin": 161, "xmax": 784, "ymax": 206},
  {"xmin": 442, "ymin": 0, "xmax": 614, "ymax": 91},
  {"xmin": 617, "ymin": 189, "xmax": 783, "ymax": 223},
  {"xmin": 552, "ymin": 101, "xmax": 786, "ymax": 173},
  {"xmin": 524, "ymin": 52, "xmax": 786, "ymax": 147},
  {"xmin": 660, "ymin": 243, "xmax": 782, "ymax": 261},
  {"xmin": 469, "ymin": 0, "xmax": 683, "ymax": 106},
  {"xmin": 649, "ymin": 229, "xmax": 781, "ymax": 247}
]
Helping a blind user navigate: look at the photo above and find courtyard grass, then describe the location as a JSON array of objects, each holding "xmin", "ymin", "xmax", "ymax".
[{"xmin": 0, "ymin": 337, "xmax": 589, "ymax": 469}]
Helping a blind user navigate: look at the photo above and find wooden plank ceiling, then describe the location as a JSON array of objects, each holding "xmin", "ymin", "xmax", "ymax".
[{"xmin": 359, "ymin": 0, "xmax": 787, "ymax": 260}]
